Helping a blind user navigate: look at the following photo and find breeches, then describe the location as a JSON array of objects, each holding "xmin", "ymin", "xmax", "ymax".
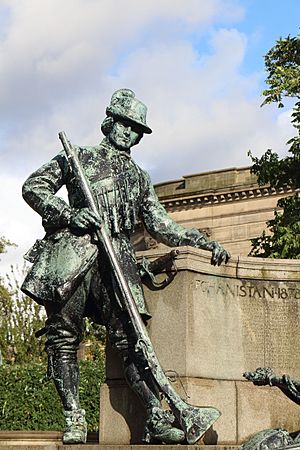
[{"xmin": 44, "ymin": 251, "xmax": 144, "ymax": 365}]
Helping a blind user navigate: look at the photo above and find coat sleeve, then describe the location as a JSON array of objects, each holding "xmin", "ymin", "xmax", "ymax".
[
  {"xmin": 22, "ymin": 151, "xmax": 72, "ymax": 231},
  {"xmin": 139, "ymin": 172, "xmax": 215, "ymax": 250}
]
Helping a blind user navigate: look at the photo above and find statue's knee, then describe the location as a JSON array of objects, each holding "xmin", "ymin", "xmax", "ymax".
[
  {"xmin": 46, "ymin": 340, "xmax": 79, "ymax": 380},
  {"xmin": 124, "ymin": 361, "xmax": 141, "ymax": 385},
  {"xmin": 107, "ymin": 322, "xmax": 136, "ymax": 356},
  {"xmin": 45, "ymin": 323, "xmax": 81, "ymax": 380},
  {"xmin": 112, "ymin": 335, "xmax": 130, "ymax": 353}
]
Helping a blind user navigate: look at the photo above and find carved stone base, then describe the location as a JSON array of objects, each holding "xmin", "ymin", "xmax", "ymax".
[
  {"xmin": 0, "ymin": 444, "xmax": 238, "ymax": 450},
  {"xmin": 100, "ymin": 248, "xmax": 300, "ymax": 445},
  {"xmin": 0, "ymin": 432, "xmax": 240, "ymax": 448},
  {"xmin": 99, "ymin": 378, "xmax": 300, "ymax": 445},
  {"xmin": 0, "ymin": 431, "xmax": 239, "ymax": 448}
]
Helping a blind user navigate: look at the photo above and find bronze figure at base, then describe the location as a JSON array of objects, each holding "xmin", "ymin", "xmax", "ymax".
[{"xmin": 241, "ymin": 368, "xmax": 300, "ymax": 450}]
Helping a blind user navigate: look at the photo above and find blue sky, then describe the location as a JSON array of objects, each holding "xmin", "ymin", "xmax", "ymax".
[
  {"xmin": 0, "ymin": 0, "xmax": 299, "ymax": 272},
  {"xmin": 237, "ymin": 0, "xmax": 299, "ymax": 73}
]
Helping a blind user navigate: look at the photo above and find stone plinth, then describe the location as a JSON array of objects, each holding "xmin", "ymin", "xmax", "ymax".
[
  {"xmin": 100, "ymin": 247, "xmax": 300, "ymax": 445},
  {"xmin": 0, "ymin": 432, "xmax": 239, "ymax": 449},
  {"xmin": 0, "ymin": 430, "xmax": 98, "ymax": 447}
]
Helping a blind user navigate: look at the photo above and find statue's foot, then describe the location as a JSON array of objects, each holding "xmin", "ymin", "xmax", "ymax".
[
  {"xmin": 143, "ymin": 407, "xmax": 185, "ymax": 444},
  {"xmin": 63, "ymin": 409, "xmax": 87, "ymax": 444},
  {"xmin": 146, "ymin": 425, "xmax": 185, "ymax": 444},
  {"xmin": 183, "ymin": 405, "xmax": 221, "ymax": 444}
]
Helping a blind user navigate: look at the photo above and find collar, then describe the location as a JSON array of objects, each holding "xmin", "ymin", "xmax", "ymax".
[{"xmin": 100, "ymin": 138, "xmax": 132, "ymax": 159}]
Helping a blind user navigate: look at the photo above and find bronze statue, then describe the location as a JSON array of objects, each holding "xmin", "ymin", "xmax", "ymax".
[
  {"xmin": 21, "ymin": 89, "xmax": 230, "ymax": 444},
  {"xmin": 241, "ymin": 368, "xmax": 300, "ymax": 450}
]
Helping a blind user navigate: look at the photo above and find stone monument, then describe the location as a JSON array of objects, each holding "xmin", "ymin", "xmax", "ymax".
[
  {"xmin": 21, "ymin": 89, "xmax": 229, "ymax": 445},
  {"xmin": 101, "ymin": 247, "xmax": 300, "ymax": 445}
]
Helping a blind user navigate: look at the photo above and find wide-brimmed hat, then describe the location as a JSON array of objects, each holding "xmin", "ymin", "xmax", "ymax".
[{"xmin": 106, "ymin": 89, "xmax": 152, "ymax": 134}]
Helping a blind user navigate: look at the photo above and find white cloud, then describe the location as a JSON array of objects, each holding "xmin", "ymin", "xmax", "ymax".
[
  {"xmin": 0, "ymin": 0, "xmax": 244, "ymax": 169},
  {"xmin": 0, "ymin": 0, "xmax": 294, "ymax": 273},
  {"xmin": 112, "ymin": 28, "xmax": 292, "ymax": 181},
  {"xmin": 0, "ymin": 173, "xmax": 43, "ymax": 275},
  {"xmin": 0, "ymin": 0, "xmax": 243, "ymax": 117}
]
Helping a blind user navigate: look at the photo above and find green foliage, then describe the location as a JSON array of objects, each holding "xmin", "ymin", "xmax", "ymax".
[
  {"xmin": 262, "ymin": 35, "xmax": 300, "ymax": 106},
  {"xmin": 0, "ymin": 357, "xmax": 105, "ymax": 431},
  {"xmin": 83, "ymin": 319, "xmax": 106, "ymax": 359},
  {"xmin": 249, "ymin": 34, "xmax": 300, "ymax": 258},
  {"xmin": 0, "ymin": 265, "xmax": 106, "ymax": 364},
  {"xmin": 0, "ymin": 265, "xmax": 46, "ymax": 364},
  {"xmin": 0, "ymin": 237, "xmax": 15, "ymax": 256},
  {"xmin": 0, "ymin": 238, "xmax": 106, "ymax": 430},
  {"xmin": 0, "ymin": 232, "xmax": 107, "ymax": 432},
  {"xmin": 0, "ymin": 239, "xmax": 43, "ymax": 364},
  {"xmin": 250, "ymin": 194, "xmax": 300, "ymax": 258}
]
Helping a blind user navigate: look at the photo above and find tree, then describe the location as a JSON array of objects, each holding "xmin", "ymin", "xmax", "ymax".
[
  {"xmin": 249, "ymin": 34, "xmax": 300, "ymax": 258},
  {"xmin": 0, "ymin": 265, "xmax": 106, "ymax": 365},
  {"xmin": 0, "ymin": 238, "xmax": 105, "ymax": 364},
  {"xmin": 0, "ymin": 237, "xmax": 46, "ymax": 364},
  {"xmin": 0, "ymin": 264, "xmax": 46, "ymax": 365},
  {"xmin": 0, "ymin": 237, "xmax": 14, "ymax": 255}
]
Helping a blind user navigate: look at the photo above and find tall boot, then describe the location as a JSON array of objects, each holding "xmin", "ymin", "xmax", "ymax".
[
  {"xmin": 124, "ymin": 362, "xmax": 185, "ymax": 444},
  {"xmin": 63, "ymin": 409, "xmax": 87, "ymax": 444},
  {"xmin": 49, "ymin": 352, "xmax": 80, "ymax": 411},
  {"xmin": 48, "ymin": 352, "xmax": 87, "ymax": 444}
]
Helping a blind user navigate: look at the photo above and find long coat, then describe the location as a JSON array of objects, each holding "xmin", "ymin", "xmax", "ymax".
[{"xmin": 21, "ymin": 138, "xmax": 208, "ymax": 316}]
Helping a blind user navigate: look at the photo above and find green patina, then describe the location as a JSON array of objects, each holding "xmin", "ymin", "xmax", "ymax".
[
  {"xmin": 242, "ymin": 368, "xmax": 300, "ymax": 450},
  {"xmin": 21, "ymin": 89, "xmax": 230, "ymax": 444}
]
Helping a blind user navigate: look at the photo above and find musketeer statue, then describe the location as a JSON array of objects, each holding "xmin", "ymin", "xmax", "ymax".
[{"xmin": 21, "ymin": 89, "xmax": 230, "ymax": 444}]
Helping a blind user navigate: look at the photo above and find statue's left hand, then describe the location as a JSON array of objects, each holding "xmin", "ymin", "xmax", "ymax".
[
  {"xmin": 210, "ymin": 242, "xmax": 230, "ymax": 266},
  {"xmin": 243, "ymin": 367, "xmax": 274, "ymax": 386}
]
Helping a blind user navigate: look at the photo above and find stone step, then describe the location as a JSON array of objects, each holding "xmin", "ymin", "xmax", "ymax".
[
  {"xmin": 0, "ymin": 430, "xmax": 97, "ymax": 447},
  {"xmin": 0, "ymin": 446, "xmax": 239, "ymax": 450},
  {"xmin": 0, "ymin": 433, "xmax": 240, "ymax": 449}
]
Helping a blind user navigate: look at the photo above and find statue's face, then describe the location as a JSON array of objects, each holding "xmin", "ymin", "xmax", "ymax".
[{"xmin": 108, "ymin": 120, "xmax": 141, "ymax": 151}]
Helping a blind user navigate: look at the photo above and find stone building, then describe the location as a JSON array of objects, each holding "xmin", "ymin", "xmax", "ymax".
[{"xmin": 135, "ymin": 166, "xmax": 293, "ymax": 256}]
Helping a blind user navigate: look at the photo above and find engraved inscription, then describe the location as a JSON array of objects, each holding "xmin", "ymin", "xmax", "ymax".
[
  {"xmin": 193, "ymin": 278, "xmax": 300, "ymax": 301},
  {"xmin": 191, "ymin": 276, "xmax": 300, "ymax": 376}
]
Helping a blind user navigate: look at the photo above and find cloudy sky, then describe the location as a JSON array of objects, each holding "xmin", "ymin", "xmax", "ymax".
[{"xmin": 0, "ymin": 0, "xmax": 299, "ymax": 274}]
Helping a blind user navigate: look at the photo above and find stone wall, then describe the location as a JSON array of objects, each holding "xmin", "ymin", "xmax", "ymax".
[
  {"xmin": 100, "ymin": 247, "xmax": 300, "ymax": 445},
  {"xmin": 133, "ymin": 167, "xmax": 294, "ymax": 256}
]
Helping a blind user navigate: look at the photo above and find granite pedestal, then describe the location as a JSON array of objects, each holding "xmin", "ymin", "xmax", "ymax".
[{"xmin": 100, "ymin": 247, "xmax": 300, "ymax": 445}]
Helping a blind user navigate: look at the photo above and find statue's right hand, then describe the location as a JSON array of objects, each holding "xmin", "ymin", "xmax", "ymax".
[{"xmin": 69, "ymin": 208, "xmax": 101, "ymax": 234}]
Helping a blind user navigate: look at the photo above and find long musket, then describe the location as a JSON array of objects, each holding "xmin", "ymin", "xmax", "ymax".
[{"xmin": 58, "ymin": 131, "xmax": 221, "ymax": 444}]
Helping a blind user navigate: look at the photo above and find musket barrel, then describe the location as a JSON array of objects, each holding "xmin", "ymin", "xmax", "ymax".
[{"xmin": 58, "ymin": 131, "xmax": 100, "ymax": 218}]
